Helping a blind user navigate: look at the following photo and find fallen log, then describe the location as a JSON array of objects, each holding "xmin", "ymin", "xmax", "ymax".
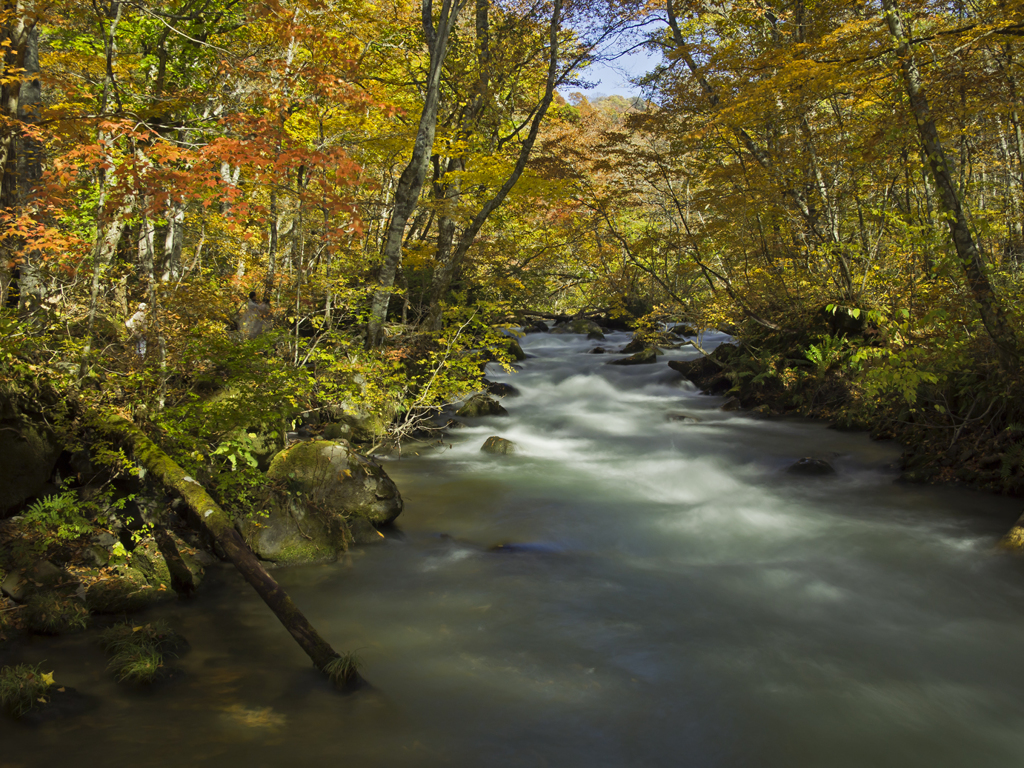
[{"xmin": 98, "ymin": 414, "xmax": 360, "ymax": 688}]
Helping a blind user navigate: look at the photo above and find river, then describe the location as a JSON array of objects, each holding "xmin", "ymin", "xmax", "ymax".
[{"xmin": 4, "ymin": 330, "xmax": 1024, "ymax": 767}]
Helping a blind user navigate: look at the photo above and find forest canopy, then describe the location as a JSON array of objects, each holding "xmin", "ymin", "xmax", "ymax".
[{"xmin": 3, "ymin": 0, "xmax": 1024, "ymax": 491}]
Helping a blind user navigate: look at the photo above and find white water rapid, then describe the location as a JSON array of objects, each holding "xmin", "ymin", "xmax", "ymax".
[{"xmin": 6, "ymin": 330, "xmax": 1024, "ymax": 767}]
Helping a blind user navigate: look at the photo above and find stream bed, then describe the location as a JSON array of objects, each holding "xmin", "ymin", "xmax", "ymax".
[{"xmin": 4, "ymin": 330, "xmax": 1024, "ymax": 767}]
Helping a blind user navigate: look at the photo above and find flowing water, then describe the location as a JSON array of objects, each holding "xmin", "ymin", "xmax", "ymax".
[{"xmin": 5, "ymin": 331, "xmax": 1024, "ymax": 767}]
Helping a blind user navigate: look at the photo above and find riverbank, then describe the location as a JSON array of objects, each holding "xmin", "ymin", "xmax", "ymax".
[{"xmin": 663, "ymin": 318, "xmax": 1024, "ymax": 501}]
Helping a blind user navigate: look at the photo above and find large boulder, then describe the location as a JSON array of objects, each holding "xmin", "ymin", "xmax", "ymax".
[
  {"xmin": 85, "ymin": 566, "xmax": 174, "ymax": 613},
  {"xmin": 0, "ymin": 420, "xmax": 61, "ymax": 515},
  {"xmin": 551, "ymin": 318, "xmax": 604, "ymax": 338},
  {"xmin": 457, "ymin": 394, "xmax": 508, "ymax": 418},
  {"xmin": 506, "ymin": 337, "xmax": 527, "ymax": 361},
  {"xmin": 239, "ymin": 441, "xmax": 402, "ymax": 565},
  {"xmin": 667, "ymin": 344, "xmax": 740, "ymax": 394}
]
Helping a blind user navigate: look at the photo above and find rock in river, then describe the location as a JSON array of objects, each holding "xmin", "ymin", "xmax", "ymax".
[
  {"xmin": 481, "ymin": 436, "xmax": 516, "ymax": 455},
  {"xmin": 608, "ymin": 348, "xmax": 657, "ymax": 366},
  {"xmin": 238, "ymin": 440, "xmax": 403, "ymax": 565},
  {"xmin": 457, "ymin": 394, "xmax": 509, "ymax": 418},
  {"xmin": 786, "ymin": 457, "xmax": 836, "ymax": 476}
]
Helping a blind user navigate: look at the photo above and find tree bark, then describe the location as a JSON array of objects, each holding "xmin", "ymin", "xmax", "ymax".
[
  {"xmin": 882, "ymin": 0, "xmax": 1020, "ymax": 367},
  {"xmin": 422, "ymin": 0, "xmax": 565, "ymax": 329},
  {"xmin": 367, "ymin": 0, "xmax": 465, "ymax": 346},
  {"xmin": 100, "ymin": 415, "xmax": 354, "ymax": 683}
]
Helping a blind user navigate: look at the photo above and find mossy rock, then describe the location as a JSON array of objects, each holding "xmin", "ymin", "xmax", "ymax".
[
  {"xmin": 0, "ymin": 421, "xmax": 61, "ymax": 514},
  {"xmin": 239, "ymin": 441, "xmax": 403, "ymax": 565},
  {"xmin": 481, "ymin": 436, "xmax": 516, "ymax": 455},
  {"xmin": 456, "ymin": 394, "xmax": 508, "ymax": 418},
  {"xmin": 551, "ymin": 318, "xmax": 603, "ymax": 337},
  {"xmin": 267, "ymin": 441, "xmax": 402, "ymax": 524},
  {"xmin": 507, "ymin": 337, "xmax": 527, "ymax": 361},
  {"xmin": 85, "ymin": 566, "xmax": 174, "ymax": 613}
]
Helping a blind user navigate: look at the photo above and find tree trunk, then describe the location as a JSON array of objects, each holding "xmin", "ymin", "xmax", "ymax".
[
  {"xmin": 422, "ymin": 0, "xmax": 565, "ymax": 329},
  {"xmin": 99, "ymin": 415, "xmax": 357, "ymax": 685},
  {"xmin": 882, "ymin": 0, "xmax": 1019, "ymax": 367},
  {"xmin": 0, "ymin": 7, "xmax": 41, "ymax": 312},
  {"xmin": 367, "ymin": 0, "xmax": 465, "ymax": 347}
]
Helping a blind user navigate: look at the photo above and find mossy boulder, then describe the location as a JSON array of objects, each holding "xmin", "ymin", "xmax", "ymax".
[
  {"xmin": 551, "ymin": 318, "xmax": 604, "ymax": 338},
  {"xmin": 239, "ymin": 441, "xmax": 403, "ymax": 565},
  {"xmin": 481, "ymin": 436, "xmax": 517, "ymax": 455},
  {"xmin": 456, "ymin": 394, "xmax": 508, "ymax": 418},
  {"xmin": 0, "ymin": 420, "xmax": 61, "ymax": 514},
  {"xmin": 85, "ymin": 566, "xmax": 175, "ymax": 613},
  {"xmin": 507, "ymin": 337, "xmax": 527, "ymax": 361}
]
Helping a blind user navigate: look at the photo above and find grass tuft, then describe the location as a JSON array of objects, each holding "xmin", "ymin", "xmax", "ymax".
[
  {"xmin": 25, "ymin": 594, "xmax": 89, "ymax": 635},
  {"xmin": 0, "ymin": 663, "xmax": 56, "ymax": 717},
  {"xmin": 323, "ymin": 651, "xmax": 361, "ymax": 687},
  {"xmin": 99, "ymin": 621, "xmax": 187, "ymax": 684}
]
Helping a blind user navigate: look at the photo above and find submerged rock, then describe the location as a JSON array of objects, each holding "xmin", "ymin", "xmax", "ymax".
[
  {"xmin": 15, "ymin": 686, "xmax": 98, "ymax": 726},
  {"xmin": 238, "ymin": 440, "xmax": 402, "ymax": 565},
  {"xmin": 481, "ymin": 436, "xmax": 516, "ymax": 455},
  {"xmin": 786, "ymin": 457, "xmax": 836, "ymax": 476},
  {"xmin": 665, "ymin": 412, "xmax": 701, "ymax": 423}
]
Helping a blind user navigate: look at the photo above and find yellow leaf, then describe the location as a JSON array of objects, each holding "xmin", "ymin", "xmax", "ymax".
[{"xmin": 40, "ymin": 671, "xmax": 55, "ymax": 686}]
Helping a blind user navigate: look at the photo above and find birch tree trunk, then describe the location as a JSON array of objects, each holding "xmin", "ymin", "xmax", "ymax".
[
  {"xmin": 882, "ymin": 0, "xmax": 1020, "ymax": 367},
  {"xmin": 423, "ymin": 0, "xmax": 565, "ymax": 330},
  {"xmin": 367, "ymin": 0, "xmax": 465, "ymax": 347}
]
